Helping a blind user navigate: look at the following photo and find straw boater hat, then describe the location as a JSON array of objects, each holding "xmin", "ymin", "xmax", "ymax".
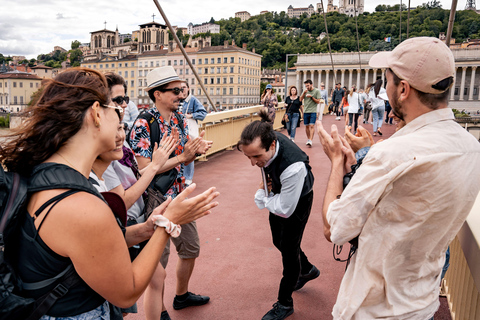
[{"xmin": 145, "ymin": 66, "xmax": 186, "ymax": 92}]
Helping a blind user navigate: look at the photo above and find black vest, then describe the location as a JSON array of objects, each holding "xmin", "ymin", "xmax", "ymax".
[{"xmin": 263, "ymin": 133, "xmax": 314, "ymax": 198}]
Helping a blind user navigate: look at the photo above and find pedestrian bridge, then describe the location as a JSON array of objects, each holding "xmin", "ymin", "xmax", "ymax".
[{"xmin": 125, "ymin": 105, "xmax": 476, "ymax": 319}]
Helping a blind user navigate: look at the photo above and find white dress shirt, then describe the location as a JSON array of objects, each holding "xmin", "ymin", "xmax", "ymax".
[
  {"xmin": 327, "ymin": 108, "xmax": 480, "ymax": 319},
  {"xmin": 254, "ymin": 140, "xmax": 307, "ymax": 218}
]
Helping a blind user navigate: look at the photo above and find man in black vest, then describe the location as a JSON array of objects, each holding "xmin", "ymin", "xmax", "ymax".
[{"xmin": 237, "ymin": 110, "xmax": 319, "ymax": 320}]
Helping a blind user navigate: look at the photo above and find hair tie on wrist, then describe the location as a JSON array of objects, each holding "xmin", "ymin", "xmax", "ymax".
[{"xmin": 151, "ymin": 215, "xmax": 182, "ymax": 238}]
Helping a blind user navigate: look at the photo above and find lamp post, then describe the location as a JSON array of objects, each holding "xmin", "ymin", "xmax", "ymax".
[{"xmin": 284, "ymin": 53, "xmax": 299, "ymax": 102}]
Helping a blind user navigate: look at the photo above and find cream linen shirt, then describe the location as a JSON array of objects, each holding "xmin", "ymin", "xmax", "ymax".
[{"xmin": 327, "ymin": 108, "xmax": 480, "ymax": 319}]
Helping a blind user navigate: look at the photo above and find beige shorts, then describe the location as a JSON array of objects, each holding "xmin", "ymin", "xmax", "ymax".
[{"xmin": 160, "ymin": 221, "xmax": 200, "ymax": 268}]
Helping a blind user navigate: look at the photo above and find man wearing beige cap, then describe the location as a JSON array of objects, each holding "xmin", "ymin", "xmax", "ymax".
[
  {"xmin": 317, "ymin": 37, "xmax": 480, "ymax": 319},
  {"xmin": 129, "ymin": 66, "xmax": 212, "ymax": 320}
]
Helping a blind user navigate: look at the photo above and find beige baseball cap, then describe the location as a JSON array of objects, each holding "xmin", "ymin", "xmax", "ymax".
[{"xmin": 369, "ymin": 37, "xmax": 455, "ymax": 94}]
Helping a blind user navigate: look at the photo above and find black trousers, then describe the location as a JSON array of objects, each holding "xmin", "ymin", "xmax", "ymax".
[{"xmin": 269, "ymin": 191, "xmax": 314, "ymax": 307}]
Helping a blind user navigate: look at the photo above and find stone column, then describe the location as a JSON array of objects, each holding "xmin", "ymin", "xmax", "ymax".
[
  {"xmin": 348, "ymin": 69, "xmax": 353, "ymax": 88},
  {"xmin": 341, "ymin": 69, "xmax": 345, "ymax": 87},
  {"xmin": 356, "ymin": 69, "xmax": 361, "ymax": 89},
  {"xmin": 318, "ymin": 70, "xmax": 322, "ymax": 88},
  {"xmin": 451, "ymin": 67, "xmax": 457, "ymax": 101},
  {"xmin": 325, "ymin": 70, "xmax": 330, "ymax": 100},
  {"xmin": 296, "ymin": 71, "xmax": 301, "ymax": 92},
  {"xmin": 460, "ymin": 67, "xmax": 467, "ymax": 101},
  {"xmin": 364, "ymin": 69, "xmax": 369, "ymax": 89},
  {"xmin": 381, "ymin": 69, "xmax": 386, "ymax": 83},
  {"xmin": 469, "ymin": 66, "xmax": 477, "ymax": 101},
  {"xmin": 303, "ymin": 70, "xmax": 307, "ymax": 88},
  {"xmin": 373, "ymin": 69, "xmax": 378, "ymax": 82}
]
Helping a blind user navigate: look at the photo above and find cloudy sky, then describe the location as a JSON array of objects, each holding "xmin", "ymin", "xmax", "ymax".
[{"xmin": 1, "ymin": 0, "xmax": 462, "ymax": 59}]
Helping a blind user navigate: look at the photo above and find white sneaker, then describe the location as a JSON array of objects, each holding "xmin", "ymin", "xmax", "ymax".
[
  {"xmin": 185, "ymin": 179, "xmax": 192, "ymax": 185},
  {"xmin": 306, "ymin": 140, "xmax": 312, "ymax": 146},
  {"xmin": 335, "ymin": 117, "xmax": 341, "ymax": 121},
  {"xmin": 291, "ymin": 139, "xmax": 295, "ymax": 142}
]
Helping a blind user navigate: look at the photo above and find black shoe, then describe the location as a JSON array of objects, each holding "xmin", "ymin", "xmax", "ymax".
[
  {"xmin": 173, "ymin": 292, "xmax": 210, "ymax": 310},
  {"xmin": 294, "ymin": 265, "xmax": 320, "ymax": 291},
  {"xmin": 161, "ymin": 310, "xmax": 171, "ymax": 320},
  {"xmin": 261, "ymin": 302, "xmax": 294, "ymax": 320}
]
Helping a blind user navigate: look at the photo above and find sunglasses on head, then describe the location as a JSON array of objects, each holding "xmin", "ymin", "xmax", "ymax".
[
  {"xmin": 112, "ymin": 96, "xmax": 129, "ymax": 105},
  {"xmin": 161, "ymin": 87, "xmax": 184, "ymax": 95}
]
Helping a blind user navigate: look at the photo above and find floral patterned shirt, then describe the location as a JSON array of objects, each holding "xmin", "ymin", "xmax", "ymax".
[{"xmin": 130, "ymin": 107, "xmax": 189, "ymax": 198}]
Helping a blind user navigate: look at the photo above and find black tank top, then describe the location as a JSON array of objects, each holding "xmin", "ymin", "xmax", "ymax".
[{"xmin": 11, "ymin": 192, "xmax": 105, "ymax": 317}]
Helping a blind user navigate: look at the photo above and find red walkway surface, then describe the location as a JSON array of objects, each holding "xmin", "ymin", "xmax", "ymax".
[{"xmin": 127, "ymin": 114, "xmax": 451, "ymax": 319}]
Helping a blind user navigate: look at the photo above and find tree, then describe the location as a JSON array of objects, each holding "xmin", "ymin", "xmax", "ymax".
[
  {"xmin": 124, "ymin": 38, "xmax": 131, "ymax": 43},
  {"xmin": 209, "ymin": 17, "xmax": 215, "ymax": 24},
  {"xmin": 71, "ymin": 40, "xmax": 81, "ymax": 50},
  {"xmin": 69, "ymin": 49, "xmax": 83, "ymax": 67}
]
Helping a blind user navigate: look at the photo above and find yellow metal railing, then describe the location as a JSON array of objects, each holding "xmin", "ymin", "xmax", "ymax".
[
  {"xmin": 444, "ymin": 191, "xmax": 480, "ymax": 320},
  {"xmin": 196, "ymin": 103, "xmax": 286, "ymax": 160}
]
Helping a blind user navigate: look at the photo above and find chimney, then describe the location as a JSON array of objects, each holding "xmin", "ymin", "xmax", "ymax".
[
  {"xmin": 224, "ymin": 40, "xmax": 228, "ymax": 48},
  {"xmin": 168, "ymin": 41, "xmax": 174, "ymax": 52},
  {"xmin": 242, "ymin": 43, "xmax": 247, "ymax": 50}
]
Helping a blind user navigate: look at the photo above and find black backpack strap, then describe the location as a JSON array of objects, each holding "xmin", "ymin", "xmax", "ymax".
[
  {"xmin": 128, "ymin": 110, "xmax": 160, "ymax": 158},
  {"xmin": 25, "ymin": 264, "xmax": 82, "ymax": 320},
  {"xmin": 34, "ymin": 189, "xmax": 79, "ymax": 234}
]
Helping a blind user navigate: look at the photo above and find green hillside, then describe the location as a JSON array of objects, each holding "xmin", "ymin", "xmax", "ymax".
[{"xmin": 194, "ymin": 2, "xmax": 480, "ymax": 70}]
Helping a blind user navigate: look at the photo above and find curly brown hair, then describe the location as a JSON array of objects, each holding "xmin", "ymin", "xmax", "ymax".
[{"xmin": 0, "ymin": 67, "xmax": 109, "ymax": 176}]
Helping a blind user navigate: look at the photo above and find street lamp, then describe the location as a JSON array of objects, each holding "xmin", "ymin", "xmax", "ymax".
[{"xmin": 284, "ymin": 53, "xmax": 299, "ymax": 101}]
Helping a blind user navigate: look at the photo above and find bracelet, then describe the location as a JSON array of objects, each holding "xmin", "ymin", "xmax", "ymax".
[
  {"xmin": 175, "ymin": 155, "xmax": 181, "ymax": 165},
  {"xmin": 151, "ymin": 214, "xmax": 182, "ymax": 238}
]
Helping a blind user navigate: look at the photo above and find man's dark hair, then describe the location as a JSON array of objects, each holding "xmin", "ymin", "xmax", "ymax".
[
  {"xmin": 184, "ymin": 81, "xmax": 190, "ymax": 88},
  {"xmin": 304, "ymin": 79, "xmax": 313, "ymax": 85},
  {"xmin": 148, "ymin": 83, "xmax": 169, "ymax": 103},
  {"xmin": 105, "ymin": 72, "xmax": 126, "ymax": 91},
  {"xmin": 336, "ymin": 82, "xmax": 341, "ymax": 85},
  {"xmin": 237, "ymin": 109, "xmax": 276, "ymax": 152},
  {"xmin": 388, "ymin": 68, "xmax": 451, "ymax": 110}
]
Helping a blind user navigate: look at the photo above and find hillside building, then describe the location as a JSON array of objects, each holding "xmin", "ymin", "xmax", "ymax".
[
  {"xmin": 187, "ymin": 22, "xmax": 220, "ymax": 36},
  {"xmin": 235, "ymin": 11, "xmax": 251, "ymax": 22}
]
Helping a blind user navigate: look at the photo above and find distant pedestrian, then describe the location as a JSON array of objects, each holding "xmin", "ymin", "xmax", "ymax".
[
  {"xmin": 285, "ymin": 86, "xmax": 303, "ymax": 142},
  {"xmin": 261, "ymin": 84, "xmax": 278, "ymax": 123},
  {"xmin": 332, "ymin": 83, "xmax": 345, "ymax": 121},
  {"xmin": 300, "ymin": 79, "xmax": 321, "ymax": 147}
]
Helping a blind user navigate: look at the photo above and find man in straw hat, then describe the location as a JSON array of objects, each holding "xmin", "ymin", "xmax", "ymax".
[
  {"xmin": 317, "ymin": 37, "xmax": 480, "ymax": 319},
  {"xmin": 129, "ymin": 66, "xmax": 212, "ymax": 319}
]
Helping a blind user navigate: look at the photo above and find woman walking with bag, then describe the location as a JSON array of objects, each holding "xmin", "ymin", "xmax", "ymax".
[
  {"xmin": 284, "ymin": 86, "xmax": 303, "ymax": 142},
  {"xmin": 367, "ymin": 79, "xmax": 386, "ymax": 136},
  {"xmin": 261, "ymin": 84, "xmax": 278, "ymax": 124},
  {"xmin": 347, "ymin": 85, "xmax": 361, "ymax": 134}
]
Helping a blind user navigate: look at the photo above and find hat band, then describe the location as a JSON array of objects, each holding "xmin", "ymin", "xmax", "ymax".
[{"xmin": 147, "ymin": 75, "xmax": 181, "ymax": 89}]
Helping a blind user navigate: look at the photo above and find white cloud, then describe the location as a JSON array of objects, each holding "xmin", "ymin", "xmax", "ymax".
[{"xmin": 0, "ymin": 0, "xmax": 465, "ymax": 59}]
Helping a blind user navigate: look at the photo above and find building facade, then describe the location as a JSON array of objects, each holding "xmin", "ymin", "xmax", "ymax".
[
  {"xmin": 30, "ymin": 65, "xmax": 55, "ymax": 79},
  {"xmin": 338, "ymin": 0, "xmax": 364, "ymax": 16},
  {"xmin": 196, "ymin": 42, "xmax": 262, "ymax": 110},
  {"xmin": 289, "ymin": 48, "xmax": 480, "ymax": 112},
  {"xmin": 287, "ymin": 4, "xmax": 315, "ymax": 18},
  {"xmin": 187, "ymin": 22, "xmax": 220, "ymax": 36},
  {"xmin": 235, "ymin": 11, "xmax": 251, "ymax": 22},
  {"xmin": 138, "ymin": 21, "xmax": 169, "ymax": 52},
  {"xmin": 0, "ymin": 71, "xmax": 42, "ymax": 112},
  {"xmin": 81, "ymin": 55, "xmax": 138, "ymax": 104},
  {"xmin": 90, "ymin": 28, "xmax": 119, "ymax": 55}
]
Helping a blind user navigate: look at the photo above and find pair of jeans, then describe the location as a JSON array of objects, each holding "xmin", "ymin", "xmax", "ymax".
[
  {"xmin": 184, "ymin": 161, "xmax": 194, "ymax": 181},
  {"xmin": 372, "ymin": 106, "xmax": 385, "ymax": 133},
  {"xmin": 286, "ymin": 113, "xmax": 299, "ymax": 139},
  {"xmin": 269, "ymin": 191, "xmax": 314, "ymax": 306},
  {"xmin": 348, "ymin": 113, "xmax": 360, "ymax": 133}
]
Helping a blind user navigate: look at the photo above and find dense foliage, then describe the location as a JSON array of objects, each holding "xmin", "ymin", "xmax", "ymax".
[{"xmin": 196, "ymin": 3, "xmax": 480, "ymax": 70}]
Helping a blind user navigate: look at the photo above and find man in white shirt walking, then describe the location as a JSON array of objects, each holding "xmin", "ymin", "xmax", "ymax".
[
  {"xmin": 238, "ymin": 109, "xmax": 319, "ymax": 320},
  {"xmin": 317, "ymin": 37, "xmax": 480, "ymax": 319}
]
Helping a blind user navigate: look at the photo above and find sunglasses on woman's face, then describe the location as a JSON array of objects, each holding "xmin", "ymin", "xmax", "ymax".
[
  {"xmin": 162, "ymin": 87, "xmax": 184, "ymax": 95},
  {"xmin": 112, "ymin": 96, "xmax": 130, "ymax": 105},
  {"xmin": 103, "ymin": 104, "xmax": 124, "ymax": 119}
]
